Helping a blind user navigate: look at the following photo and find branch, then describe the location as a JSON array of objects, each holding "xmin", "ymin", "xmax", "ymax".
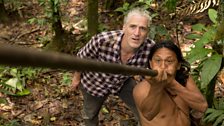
[{"xmin": 0, "ymin": 44, "xmax": 158, "ymax": 76}]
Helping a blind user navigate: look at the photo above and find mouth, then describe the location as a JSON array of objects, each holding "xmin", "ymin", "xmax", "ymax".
[{"xmin": 132, "ymin": 38, "xmax": 140, "ymax": 41}]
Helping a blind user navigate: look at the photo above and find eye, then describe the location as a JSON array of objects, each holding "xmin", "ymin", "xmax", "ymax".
[
  {"xmin": 167, "ymin": 60, "xmax": 173, "ymax": 63},
  {"xmin": 140, "ymin": 27, "xmax": 147, "ymax": 32},
  {"xmin": 156, "ymin": 59, "xmax": 161, "ymax": 62},
  {"xmin": 153, "ymin": 58, "xmax": 161, "ymax": 63},
  {"xmin": 166, "ymin": 59, "xmax": 175, "ymax": 64},
  {"xmin": 129, "ymin": 25, "xmax": 136, "ymax": 29}
]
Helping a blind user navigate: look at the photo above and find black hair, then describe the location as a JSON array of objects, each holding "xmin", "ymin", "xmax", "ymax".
[{"xmin": 148, "ymin": 40, "xmax": 190, "ymax": 86}]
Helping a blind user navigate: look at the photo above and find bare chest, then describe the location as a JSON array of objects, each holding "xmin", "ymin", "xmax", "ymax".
[{"xmin": 121, "ymin": 53, "xmax": 134, "ymax": 64}]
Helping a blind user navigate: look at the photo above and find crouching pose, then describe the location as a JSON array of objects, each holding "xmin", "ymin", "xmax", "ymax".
[{"xmin": 133, "ymin": 40, "xmax": 208, "ymax": 126}]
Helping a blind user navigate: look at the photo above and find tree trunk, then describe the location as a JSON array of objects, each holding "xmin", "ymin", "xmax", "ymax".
[
  {"xmin": 0, "ymin": 0, "xmax": 8, "ymax": 22},
  {"xmin": 87, "ymin": 0, "xmax": 98, "ymax": 37},
  {"xmin": 46, "ymin": 0, "xmax": 65, "ymax": 52},
  {"xmin": 51, "ymin": 1, "xmax": 64, "ymax": 38}
]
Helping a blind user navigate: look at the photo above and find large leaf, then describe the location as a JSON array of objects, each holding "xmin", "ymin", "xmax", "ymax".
[
  {"xmin": 194, "ymin": 29, "xmax": 216, "ymax": 47},
  {"xmin": 114, "ymin": 2, "xmax": 130, "ymax": 13},
  {"xmin": 156, "ymin": 25, "xmax": 168, "ymax": 36},
  {"xmin": 5, "ymin": 78, "xmax": 18, "ymax": 89},
  {"xmin": 10, "ymin": 68, "xmax": 18, "ymax": 77},
  {"xmin": 204, "ymin": 109, "xmax": 224, "ymax": 122},
  {"xmin": 205, "ymin": 108, "xmax": 216, "ymax": 115},
  {"xmin": 201, "ymin": 54, "xmax": 222, "ymax": 88},
  {"xmin": 16, "ymin": 81, "xmax": 23, "ymax": 92},
  {"xmin": 201, "ymin": 29, "xmax": 216, "ymax": 43},
  {"xmin": 203, "ymin": 108, "xmax": 224, "ymax": 123},
  {"xmin": 214, "ymin": 98, "xmax": 224, "ymax": 110},
  {"xmin": 186, "ymin": 47, "xmax": 210, "ymax": 63},
  {"xmin": 213, "ymin": 114, "xmax": 224, "ymax": 126},
  {"xmin": 192, "ymin": 23, "xmax": 207, "ymax": 32},
  {"xmin": 165, "ymin": 0, "xmax": 177, "ymax": 11},
  {"xmin": 185, "ymin": 33, "xmax": 202, "ymax": 40},
  {"xmin": 208, "ymin": 9, "xmax": 217, "ymax": 24}
]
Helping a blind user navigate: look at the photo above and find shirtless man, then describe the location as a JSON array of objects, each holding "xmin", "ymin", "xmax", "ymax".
[{"xmin": 133, "ymin": 40, "xmax": 208, "ymax": 126}]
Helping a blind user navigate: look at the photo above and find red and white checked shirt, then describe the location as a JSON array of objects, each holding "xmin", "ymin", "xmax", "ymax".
[{"xmin": 77, "ymin": 30, "xmax": 155, "ymax": 97}]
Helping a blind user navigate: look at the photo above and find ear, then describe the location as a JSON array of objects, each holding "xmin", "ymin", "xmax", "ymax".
[
  {"xmin": 149, "ymin": 60, "xmax": 152, "ymax": 68},
  {"xmin": 177, "ymin": 63, "xmax": 181, "ymax": 70},
  {"xmin": 122, "ymin": 24, "xmax": 126, "ymax": 31}
]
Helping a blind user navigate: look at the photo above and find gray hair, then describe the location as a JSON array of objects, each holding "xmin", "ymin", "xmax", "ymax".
[{"xmin": 124, "ymin": 8, "xmax": 151, "ymax": 27}]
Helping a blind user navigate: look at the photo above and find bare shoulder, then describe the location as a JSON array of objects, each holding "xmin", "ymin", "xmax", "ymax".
[
  {"xmin": 133, "ymin": 80, "xmax": 150, "ymax": 105},
  {"xmin": 185, "ymin": 75, "xmax": 200, "ymax": 91}
]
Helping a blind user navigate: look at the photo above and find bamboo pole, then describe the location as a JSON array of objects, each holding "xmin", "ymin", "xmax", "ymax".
[{"xmin": 0, "ymin": 44, "xmax": 158, "ymax": 76}]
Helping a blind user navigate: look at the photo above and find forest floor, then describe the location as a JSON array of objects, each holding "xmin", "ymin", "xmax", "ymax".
[{"xmin": 0, "ymin": 0, "xmax": 224, "ymax": 126}]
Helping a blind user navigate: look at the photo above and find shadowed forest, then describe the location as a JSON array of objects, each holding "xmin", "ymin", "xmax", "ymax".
[{"xmin": 0, "ymin": 0, "xmax": 224, "ymax": 126}]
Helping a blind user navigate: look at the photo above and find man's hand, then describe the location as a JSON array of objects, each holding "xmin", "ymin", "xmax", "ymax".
[
  {"xmin": 165, "ymin": 79, "xmax": 179, "ymax": 96},
  {"xmin": 70, "ymin": 72, "xmax": 81, "ymax": 91},
  {"xmin": 145, "ymin": 69, "xmax": 168, "ymax": 87}
]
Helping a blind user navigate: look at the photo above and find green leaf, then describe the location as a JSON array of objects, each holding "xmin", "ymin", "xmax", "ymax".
[
  {"xmin": 27, "ymin": 18, "xmax": 37, "ymax": 24},
  {"xmin": 16, "ymin": 81, "xmax": 23, "ymax": 92},
  {"xmin": 37, "ymin": 18, "xmax": 46, "ymax": 26},
  {"xmin": 208, "ymin": 9, "xmax": 217, "ymax": 24},
  {"xmin": 145, "ymin": 0, "xmax": 153, "ymax": 5},
  {"xmin": 0, "ymin": 88, "xmax": 14, "ymax": 95},
  {"xmin": 61, "ymin": 73, "xmax": 72, "ymax": 85},
  {"xmin": 194, "ymin": 38, "xmax": 208, "ymax": 48},
  {"xmin": 192, "ymin": 23, "xmax": 206, "ymax": 32},
  {"xmin": 149, "ymin": 25, "xmax": 157, "ymax": 39},
  {"xmin": 213, "ymin": 114, "xmax": 224, "ymax": 126},
  {"xmin": 54, "ymin": 0, "xmax": 59, "ymax": 6},
  {"xmin": 201, "ymin": 54, "xmax": 222, "ymax": 88},
  {"xmin": 16, "ymin": 89, "xmax": 31, "ymax": 96},
  {"xmin": 214, "ymin": 98, "xmax": 224, "ymax": 109},
  {"xmin": 222, "ymin": 120, "xmax": 224, "ymax": 126},
  {"xmin": 204, "ymin": 108, "xmax": 216, "ymax": 116},
  {"xmin": 38, "ymin": 0, "xmax": 46, "ymax": 6},
  {"xmin": 186, "ymin": 48, "xmax": 210, "ymax": 63},
  {"xmin": 5, "ymin": 78, "xmax": 18, "ymax": 89},
  {"xmin": 156, "ymin": 25, "xmax": 168, "ymax": 36},
  {"xmin": 10, "ymin": 68, "xmax": 17, "ymax": 77},
  {"xmin": 203, "ymin": 109, "xmax": 224, "ymax": 122},
  {"xmin": 202, "ymin": 29, "xmax": 216, "ymax": 43},
  {"xmin": 185, "ymin": 33, "xmax": 202, "ymax": 40},
  {"xmin": 206, "ymin": 110, "xmax": 224, "ymax": 122},
  {"xmin": 194, "ymin": 29, "xmax": 216, "ymax": 47},
  {"xmin": 0, "ymin": 98, "xmax": 7, "ymax": 104},
  {"xmin": 165, "ymin": 0, "xmax": 177, "ymax": 11},
  {"xmin": 0, "ymin": 81, "xmax": 15, "ymax": 89},
  {"xmin": 115, "ymin": 2, "xmax": 130, "ymax": 13},
  {"xmin": 101, "ymin": 106, "xmax": 109, "ymax": 114}
]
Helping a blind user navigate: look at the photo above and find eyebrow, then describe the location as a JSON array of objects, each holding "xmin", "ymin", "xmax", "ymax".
[{"xmin": 153, "ymin": 55, "xmax": 176, "ymax": 59}]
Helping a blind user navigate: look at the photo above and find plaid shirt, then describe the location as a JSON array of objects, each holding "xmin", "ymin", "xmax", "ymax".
[{"xmin": 77, "ymin": 30, "xmax": 155, "ymax": 97}]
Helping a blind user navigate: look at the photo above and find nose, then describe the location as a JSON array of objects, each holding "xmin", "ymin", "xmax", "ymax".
[
  {"xmin": 160, "ymin": 61, "xmax": 167, "ymax": 69},
  {"xmin": 134, "ymin": 27, "xmax": 140, "ymax": 36}
]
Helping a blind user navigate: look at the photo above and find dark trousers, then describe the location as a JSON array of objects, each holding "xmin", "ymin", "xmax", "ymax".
[{"xmin": 80, "ymin": 78, "xmax": 140, "ymax": 126}]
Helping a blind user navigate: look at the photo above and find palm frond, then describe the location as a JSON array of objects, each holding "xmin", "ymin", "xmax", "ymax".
[{"xmin": 176, "ymin": 0, "xmax": 220, "ymax": 16}]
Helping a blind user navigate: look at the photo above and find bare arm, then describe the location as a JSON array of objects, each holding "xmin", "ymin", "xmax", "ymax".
[
  {"xmin": 70, "ymin": 72, "xmax": 81, "ymax": 90},
  {"xmin": 167, "ymin": 75, "xmax": 208, "ymax": 113}
]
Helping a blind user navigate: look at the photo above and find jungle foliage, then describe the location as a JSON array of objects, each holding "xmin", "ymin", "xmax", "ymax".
[{"xmin": 0, "ymin": 0, "xmax": 223, "ymax": 125}]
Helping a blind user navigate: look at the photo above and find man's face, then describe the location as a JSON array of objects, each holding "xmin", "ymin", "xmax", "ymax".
[
  {"xmin": 122, "ymin": 15, "xmax": 149, "ymax": 49},
  {"xmin": 149, "ymin": 48, "xmax": 180, "ymax": 78}
]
